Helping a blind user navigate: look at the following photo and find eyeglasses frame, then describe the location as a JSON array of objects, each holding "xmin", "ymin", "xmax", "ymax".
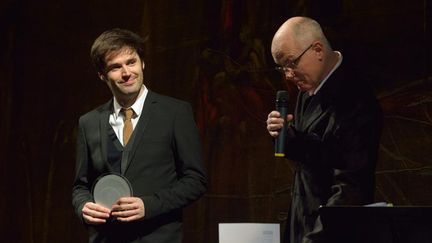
[{"xmin": 275, "ymin": 43, "xmax": 314, "ymax": 73}]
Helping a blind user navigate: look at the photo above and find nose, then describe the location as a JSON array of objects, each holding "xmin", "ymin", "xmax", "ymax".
[
  {"xmin": 121, "ymin": 65, "xmax": 131, "ymax": 77},
  {"xmin": 284, "ymin": 68, "xmax": 295, "ymax": 80}
]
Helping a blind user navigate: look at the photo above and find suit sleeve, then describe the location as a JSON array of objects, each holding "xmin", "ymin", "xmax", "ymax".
[
  {"xmin": 142, "ymin": 102, "xmax": 208, "ymax": 219},
  {"xmin": 71, "ymin": 118, "xmax": 93, "ymax": 221}
]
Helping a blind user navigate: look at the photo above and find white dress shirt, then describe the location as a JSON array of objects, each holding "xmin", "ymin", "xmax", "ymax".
[{"xmin": 109, "ymin": 85, "xmax": 148, "ymax": 146}]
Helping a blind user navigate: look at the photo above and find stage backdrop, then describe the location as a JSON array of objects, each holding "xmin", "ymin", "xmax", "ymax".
[{"xmin": 0, "ymin": 0, "xmax": 431, "ymax": 242}]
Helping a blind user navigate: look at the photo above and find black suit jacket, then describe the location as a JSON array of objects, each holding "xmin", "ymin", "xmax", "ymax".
[
  {"xmin": 72, "ymin": 90, "xmax": 207, "ymax": 243},
  {"xmin": 283, "ymin": 63, "xmax": 382, "ymax": 243}
]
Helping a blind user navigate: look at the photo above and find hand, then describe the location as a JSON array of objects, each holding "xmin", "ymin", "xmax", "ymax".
[
  {"xmin": 111, "ymin": 197, "xmax": 145, "ymax": 222},
  {"xmin": 82, "ymin": 202, "xmax": 111, "ymax": 225},
  {"xmin": 266, "ymin": 111, "xmax": 294, "ymax": 138}
]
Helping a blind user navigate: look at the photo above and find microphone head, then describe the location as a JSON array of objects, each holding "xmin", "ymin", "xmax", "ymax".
[{"xmin": 276, "ymin": 90, "xmax": 289, "ymax": 107}]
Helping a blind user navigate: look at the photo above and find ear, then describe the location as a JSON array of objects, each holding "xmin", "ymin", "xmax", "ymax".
[
  {"xmin": 98, "ymin": 72, "xmax": 106, "ymax": 82},
  {"xmin": 142, "ymin": 61, "xmax": 145, "ymax": 70},
  {"xmin": 312, "ymin": 41, "xmax": 323, "ymax": 53},
  {"xmin": 312, "ymin": 41, "xmax": 324, "ymax": 60}
]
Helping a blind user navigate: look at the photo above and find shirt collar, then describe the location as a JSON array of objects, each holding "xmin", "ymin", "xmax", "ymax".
[
  {"xmin": 112, "ymin": 85, "xmax": 148, "ymax": 119},
  {"xmin": 313, "ymin": 51, "xmax": 342, "ymax": 95}
]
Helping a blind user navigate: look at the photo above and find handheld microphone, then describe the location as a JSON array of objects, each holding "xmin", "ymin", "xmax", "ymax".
[{"xmin": 275, "ymin": 90, "xmax": 289, "ymax": 157}]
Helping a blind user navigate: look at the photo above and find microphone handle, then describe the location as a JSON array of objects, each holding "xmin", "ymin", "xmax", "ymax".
[{"xmin": 275, "ymin": 105, "xmax": 288, "ymax": 157}]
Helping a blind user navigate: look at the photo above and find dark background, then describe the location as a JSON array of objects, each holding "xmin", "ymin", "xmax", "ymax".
[{"xmin": 1, "ymin": 0, "xmax": 431, "ymax": 242}]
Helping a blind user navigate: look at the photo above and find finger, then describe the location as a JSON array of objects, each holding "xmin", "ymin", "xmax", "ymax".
[
  {"xmin": 287, "ymin": 114, "xmax": 294, "ymax": 122},
  {"xmin": 83, "ymin": 203, "xmax": 110, "ymax": 218},
  {"xmin": 116, "ymin": 214, "xmax": 140, "ymax": 222},
  {"xmin": 112, "ymin": 202, "xmax": 139, "ymax": 212},
  {"xmin": 83, "ymin": 214, "xmax": 107, "ymax": 225},
  {"xmin": 269, "ymin": 131, "xmax": 279, "ymax": 138},
  {"xmin": 112, "ymin": 207, "xmax": 139, "ymax": 217},
  {"xmin": 85, "ymin": 202, "xmax": 111, "ymax": 213},
  {"xmin": 267, "ymin": 117, "xmax": 284, "ymax": 126},
  {"xmin": 112, "ymin": 206, "xmax": 145, "ymax": 222},
  {"xmin": 115, "ymin": 197, "xmax": 137, "ymax": 205},
  {"xmin": 267, "ymin": 111, "xmax": 280, "ymax": 119},
  {"xmin": 267, "ymin": 122, "xmax": 283, "ymax": 131},
  {"xmin": 115, "ymin": 208, "xmax": 144, "ymax": 222},
  {"xmin": 83, "ymin": 206, "xmax": 110, "ymax": 219}
]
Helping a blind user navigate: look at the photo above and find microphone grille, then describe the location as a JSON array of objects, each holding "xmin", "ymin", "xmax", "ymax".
[{"xmin": 276, "ymin": 90, "xmax": 289, "ymax": 101}]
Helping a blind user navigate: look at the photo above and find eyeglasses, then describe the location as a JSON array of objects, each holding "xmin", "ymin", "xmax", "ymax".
[{"xmin": 275, "ymin": 44, "xmax": 313, "ymax": 73}]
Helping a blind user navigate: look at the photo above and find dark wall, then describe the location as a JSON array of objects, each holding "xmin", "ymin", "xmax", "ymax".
[{"xmin": 0, "ymin": 0, "xmax": 431, "ymax": 242}]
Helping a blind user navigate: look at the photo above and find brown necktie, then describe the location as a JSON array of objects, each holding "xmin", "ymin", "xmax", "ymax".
[{"xmin": 122, "ymin": 108, "xmax": 134, "ymax": 146}]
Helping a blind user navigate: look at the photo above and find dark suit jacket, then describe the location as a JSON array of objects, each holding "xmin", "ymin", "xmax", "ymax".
[
  {"xmin": 72, "ymin": 90, "xmax": 207, "ymax": 243},
  {"xmin": 283, "ymin": 63, "xmax": 382, "ymax": 243}
]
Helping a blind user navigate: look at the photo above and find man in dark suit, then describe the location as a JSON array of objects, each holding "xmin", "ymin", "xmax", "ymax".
[
  {"xmin": 266, "ymin": 17, "xmax": 382, "ymax": 243},
  {"xmin": 72, "ymin": 28, "xmax": 207, "ymax": 243}
]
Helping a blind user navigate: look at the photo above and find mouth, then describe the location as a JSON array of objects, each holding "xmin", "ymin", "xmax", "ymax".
[{"xmin": 121, "ymin": 78, "xmax": 136, "ymax": 86}]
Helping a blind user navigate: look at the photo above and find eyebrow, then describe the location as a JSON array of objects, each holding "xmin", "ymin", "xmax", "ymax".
[
  {"xmin": 105, "ymin": 57, "xmax": 138, "ymax": 71},
  {"xmin": 273, "ymin": 50, "xmax": 295, "ymax": 64},
  {"xmin": 273, "ymin": 51, "xmax": 284, "ymax": 61},
  {"xmin": 105, "ymin": 63, "xmax": 121, "ymax": 71}
]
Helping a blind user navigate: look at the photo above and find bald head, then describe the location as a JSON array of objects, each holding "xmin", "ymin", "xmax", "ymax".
[
  {"xmin": 270, "ymin": 17, "xmax": 339, "ymax": 94},
  {"xmin": 271, "ymin": 17, "xmax": 331, "ymax": 60}
]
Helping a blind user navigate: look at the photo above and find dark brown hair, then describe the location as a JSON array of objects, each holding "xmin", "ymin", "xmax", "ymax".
[{"xmin": 90, "ymin": 28, "xmax": 146, "ymax": 74}]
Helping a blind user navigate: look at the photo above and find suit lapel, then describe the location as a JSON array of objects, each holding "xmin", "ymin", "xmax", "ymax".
[
  {"xmin": 121, "ymin": 91, "xmax": 157, "ymax": 174},
  {"xmin": 295, "ymin": 62, "xmax": 344, "ymax": 133},
  {"xmin": 98, "ymin": 100, "xmax": 113, "ymax": 171},
  {"xmin": 301, "ymin": 95, "xmax": 328, "ymax": 132},
  {"xmin": 297, "ymin": 88, "xmax": 334, "ymax": 132}
]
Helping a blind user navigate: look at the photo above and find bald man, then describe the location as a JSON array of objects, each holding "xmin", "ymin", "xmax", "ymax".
[{"xmin": 266, "ymin": 17, "xmax": 382, "ymax": 243}]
